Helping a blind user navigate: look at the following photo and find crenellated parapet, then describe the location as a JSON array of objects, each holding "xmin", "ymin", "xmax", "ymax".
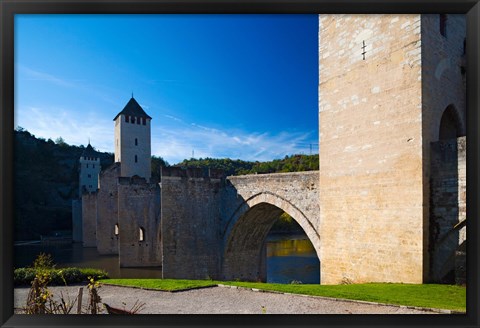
[{"xmin": 160, "ymin": 166, "xmax": 225, "ymax": 180}]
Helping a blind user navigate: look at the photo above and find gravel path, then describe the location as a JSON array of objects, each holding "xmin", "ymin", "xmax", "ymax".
[{"xmin": 14, "ymin": 284, "xmax": 438, "ymax": 314}]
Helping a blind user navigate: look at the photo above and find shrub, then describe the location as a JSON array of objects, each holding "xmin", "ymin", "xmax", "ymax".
[
  {"xmin": 14, "ymin": 267, "xmax": 109, "ymax": 286},
  {"xmin": 14, "ymin": 267, "xmax": 36, "ymax": 286}
]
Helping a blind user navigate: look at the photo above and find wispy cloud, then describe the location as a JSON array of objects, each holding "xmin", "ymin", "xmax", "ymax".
[
  {"xmin": 16, "ymin": 105, "xmax": 318, "ymax": 165},
  {"xmin": 15, "ymin": 106, "xmax": 114, "ymax": 153},
  {"xmin": 153, "ymin": 116, "xmax": 317, "ymax": 164},
  {"xmin": 17, "ymin": 65, "xmax": 83, "ymax": 88}
]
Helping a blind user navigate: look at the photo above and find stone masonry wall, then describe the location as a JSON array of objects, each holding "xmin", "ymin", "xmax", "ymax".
[
  {"xmin": 117, "ymin": 177, "xmax": 161, "ymax": 267},
  {"xmin": 81, "ymin": 193, "xmax": 97, "ymax": 247},
  {"xmin": 72, "ymin": 199, "xmax": 82, "ymax": 243},
  {"xmin": 161, "ymin": 167, "xmax": 224, "ymax": 280},
  {"xmin": 319, "ymin": 15, "xmax": 424, "ymax": 284},
  {"xmin": 96, "ymin": 163, "xmax": 120, "ymax": 254},
  {"xmin": 430, "ymin": 136, "xmax": 466, "ymax": 281}
]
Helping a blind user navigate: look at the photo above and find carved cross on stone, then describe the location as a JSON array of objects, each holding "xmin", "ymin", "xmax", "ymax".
[{"xmin": 362, "ymin": 40, "xmax": 367, "ymax": 60}]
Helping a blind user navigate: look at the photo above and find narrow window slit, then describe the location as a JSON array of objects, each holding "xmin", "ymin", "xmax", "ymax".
[{"xmin": 440, "ymin": 14, "xmax": 447, "ymax": 37}]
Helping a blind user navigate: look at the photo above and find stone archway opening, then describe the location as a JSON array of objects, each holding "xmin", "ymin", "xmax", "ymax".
[
  {"xmin": 438, "ymin": 104, "xmax": 463, "ymax": 140},
  {"xmin": 222, "ymin": 201, "xmax": 320, "ymax": 283},
  {"xmin": 429, "ymin": 104, "xmax": 466, "ymax": 284},
  {"xmin": 266, "ymin": 212, "xmax": 320, "ymax": 284}
]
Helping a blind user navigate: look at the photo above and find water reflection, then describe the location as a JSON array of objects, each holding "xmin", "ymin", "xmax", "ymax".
[
  {"xmin": 266, "ymin": 234, "xmax": 320, "ymax": 284},
  {"xmin": 15, "ymin": 234, "xmax": 320, "ymax": 283},
  {"xmin": 267, "ymin": 238, "xmax": 317, "ymax": 257}
]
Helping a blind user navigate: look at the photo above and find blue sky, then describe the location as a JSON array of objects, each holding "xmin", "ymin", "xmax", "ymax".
[{"xmin": 15, "ymin": 14, "xmax": 319, "ymax": 164}]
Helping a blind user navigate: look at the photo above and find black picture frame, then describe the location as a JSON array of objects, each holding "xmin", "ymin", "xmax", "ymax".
[{"xmin": 1, "ymin": 1, "xmax": 479, "ymax": 327}]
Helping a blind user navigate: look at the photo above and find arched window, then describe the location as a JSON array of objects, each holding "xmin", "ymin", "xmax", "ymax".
[
  {"xmin": 114, "ymin": 224, "xmax": 119, "ymax": 236},
  {"xmin": 135, "ymin": 138, "xmax": 138, "ymax": 146},
  {"xmin": 131, "ymin": 116, "xmax": 135, "ymax": 124},
  {"xmin": 139, "ymin": 227, "xmax": 145, "ymax": 241},
  {"xmin": 439, "ymin": 105, "xmax": 462, "ymax": 140},
  {"xmin": 135, "ymin": 155, "xmax": 138, "ymax": 163}
]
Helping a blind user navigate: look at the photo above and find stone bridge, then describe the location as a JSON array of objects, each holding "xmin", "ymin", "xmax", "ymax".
[
  {"xmin": 160, "ymin": 168, "xmax": 320, "ymax": 282},
  {"xmin": 222, "ymin": 172, "xmax": 320, "ymax": 281}
]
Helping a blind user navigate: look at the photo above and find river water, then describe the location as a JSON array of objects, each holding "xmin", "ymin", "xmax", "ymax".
[
  {"xmin": 266, "ymin": 233, "xmax": 320, "ymax": 284},
  {"xmin": 14, "ymin": 234, "xmax": 320, "ymax": 283}
]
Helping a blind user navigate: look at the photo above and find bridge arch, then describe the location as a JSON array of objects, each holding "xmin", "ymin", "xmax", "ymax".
[{"xmin": 222, "ymin": 191, "xmax": 321, "ymax": 282}]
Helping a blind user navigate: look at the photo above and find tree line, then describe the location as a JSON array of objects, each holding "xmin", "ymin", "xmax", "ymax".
[{"xmin": 175, "ymin": 154, "xmax": 319, "ymax": 176}]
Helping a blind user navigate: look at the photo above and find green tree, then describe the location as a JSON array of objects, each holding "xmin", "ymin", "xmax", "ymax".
[
  {"xmin": 151, "ymin": 155, "xmax": 170, "ymax": 182},
  {"xmin": 54, "ymin": 137, "xmax": 68, "ymax": 147}
]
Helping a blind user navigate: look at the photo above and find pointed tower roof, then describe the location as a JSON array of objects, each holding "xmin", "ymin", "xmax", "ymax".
[
  {"xmin": 113, "ymin": 97, "xmax": 152, "ymax": 121},
  {"xmin": 81, "ymin": 143, "xmax": 98, "ymax": 159}
]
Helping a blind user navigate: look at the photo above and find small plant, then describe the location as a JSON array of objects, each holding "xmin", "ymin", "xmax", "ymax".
[
  {"xmin": 21, "ymin": 271, "xmax": 151, "ymax": 315},
  {"xmin": 290, "ymin": 280, "xmax": 303, "ymax": 284},
  {"xmin": 33, "ymin": 253, "xmax": 55, "ymax": 270},
  {"xmin": 58, "ymin": 270, "xmax": 67, "ymax": 286},
  {"xmin": 87, "ymin": 277, "xmax": 103, "ymax": 314},
  {"xmin": 22, "ymin": 270, "xmax": 80, "ymax": 314},
  {"xmin": 128, "ymin": 300, "xmax": 146, "ymax": 314},
  {"xmin": 341, "ymin": 277, "xmax": 353, "ymax": 285},
  {"xmin": 52, "ymin": 291, "xmax": 77, "ymax": 314},
  {"xmin": 24, "ymin": 272, "xmax": 51, "ymax": 314},
  {"xmin": 119, "ymin": 300, "xmax": 146, "ymax": 314}
]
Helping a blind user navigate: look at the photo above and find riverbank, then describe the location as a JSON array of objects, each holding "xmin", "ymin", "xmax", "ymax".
[{"xmin": 14, "ymin": 284, "xmax": 439, "ymax": 314}]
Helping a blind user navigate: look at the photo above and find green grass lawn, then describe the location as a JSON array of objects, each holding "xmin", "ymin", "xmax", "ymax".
[
  {"xmin": 99, "ymin": 278, "xmax": 466, "ymax": 312},
  {"xmin": 99, "ymin": 278, "xmax": 218, "ymax": 291}
]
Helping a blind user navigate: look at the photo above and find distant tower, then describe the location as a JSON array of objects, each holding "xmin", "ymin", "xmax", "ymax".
[
  {"xmin": 113, "ymin": 97, "xmax": 152, "ymax": 181},
  {"xmin": 78, "ymin": 143, "xmax": 101, "ymax": 195}
]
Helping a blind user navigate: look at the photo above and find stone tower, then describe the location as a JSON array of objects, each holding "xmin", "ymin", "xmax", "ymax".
[
  {"xmin": 113, "ymin": 97, "xmax": 152, "ymax": 181},
  {"xmin": 78, "ymin": 143, "xmax": 101, "ymax": 195},
  {"xmin": 318, "ymin": 14, "xmax": 466, "ymax": 284}
]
